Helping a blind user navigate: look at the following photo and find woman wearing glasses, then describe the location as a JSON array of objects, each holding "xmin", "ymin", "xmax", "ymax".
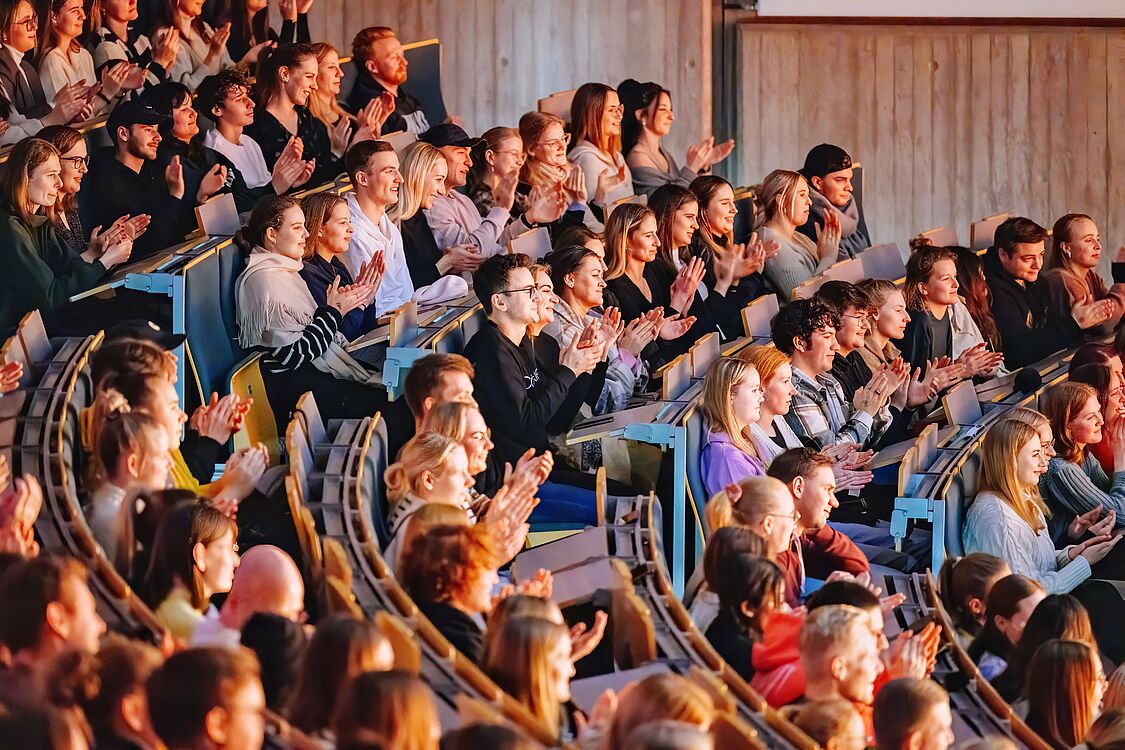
[
  {"xmin": 516, "ymin": 111, "xmax": 591, "ymax": 238},
  {"xmin": 38, "ymin": 125, "xmax": 148, "ymax": 258},
  {"xmin": 568, "ymin": 82, "xmax": 633, "ymax": 221},
  {"xmin": 465, "ymin": 125, "xmax": 526, "ymax": 217}
]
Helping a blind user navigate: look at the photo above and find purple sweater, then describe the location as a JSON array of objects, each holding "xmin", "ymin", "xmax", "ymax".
[{"xmin": 701, "ymin": 430, "xmax": 766, "ymax": 499}]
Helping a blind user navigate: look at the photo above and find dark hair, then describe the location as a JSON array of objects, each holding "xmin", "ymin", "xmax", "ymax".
[
  {"xmin": 345, "ymin": 139, "xmax": 395, "ymax": 182},
  {"xmin": 240, "ymin": 612, "xmax": 307, "ymax": 711},
  {"xmin": 545, "ymin": 244, "xmax": 599, "ymax": 292},
  {"xmin": 552, "ymin": 224, "xmax": 601, "ymax": 252},
  {"xmin": 995, "ymin": 217, "xmax": 1049, "ymax": 255},
  {"xmin": 473, "ymin": 253, "xmax": 533, "ymax": 315},
  {"xmin": 147, "ymin": 647, "xmax": 262, "ymax": 748},
  {"xmin": 873, "ymin": 678, "xmax": 950, "ymax": 750},
  {"xmin": 1072, "ymin": 343, "xmax": 1118, "ymax": 371},
  {"xmin": 992, "ymin": 594, "xmax": 1094, "ymax": 703},
  {"xmin": 702, "ymin": 526, "xmax": 768, "ymax": 592},
  {"xmin": 710, "ymin": 553, "xmax": 783, "ymax": 639},
  {"xmin": 332, "ymin": 669, "xmax": 438, "ymax": 750},
  {"xmin": 805, "ymin": 580, "xmax": 880, "ymax": 612},
  {"xmin": 649, "ymin": 182, "xmax": 699, "ymax": 274},
  {"xmin": 255, "ymin": 42, "xmax": 317, "ymax": 107},
  {"xmin": 617, "ymin": 78, "xmax": 667, "ymax": 156},
  {"xmin": 967, "ymin": 574, "xmax": 1044, "ymax": 664},
  {"xmin": 0, "ymin": 556, "xmax": 87, "ymax": 654},
  {"xmin": 91, "ymin": 337, "xmax": 170, "ymax": 388},
  {"xmin": 951, "ymin": 246, "xmax": 1000, "ymax": 348},
  {"xmin": 402, "ymin": 353, "xmax": 475, "ymax": 419},
  {"xmin": 689, "ymin": 174, "xmax": 737, "ymax": 259},
  {"xmin": 767, "ymin": 447, "xmax": 834, "ymax": 485},
  {"xmin": 441, "ymin": 723, "xmax": 539, "ymax": 750},
  {"xmin": 79, "ymin": 633, "xmax": 164, "ymax": 744},
  {"xmin": 142, "ymin": 81, "xmax": 193, "ymax": 140},
  {"xmin": 815, "ymin": 280, "xmax": 871, "ymax": 317},
  {"xmin": 570, "ymin": 81, "xmax": 619, "ymax": 156},
  {"xmin": 120, "ymin": 488, "xmax": 198, "ymax": 588},
  {"xmin": 239, "ymin": 194, "xmax": 301, "ymax": 251},
  {"xmin": 196, "ymin": 69, "xmax": 252, "ymax": 120},
  {"xmin": 288, "ymin": 614, "xmax": 391, "ymax": 735},
  {"xmin": 1026, "ymin": 640, "xmax": 1100, "ymax": 750},
  {"xmin": 769, "ymin": 298, "xmax": 839, "ymax": 356},
  {"xmin": 937, "ymin": 553, "xmax": 1009, "ymax": 637},
  {"xmin": 1070, "ymin": 364, "xmax": 1113, "ymax": 416},
  {"xmin": 0, "ymin": 705, "xmax": 83, "ymax": 750}
]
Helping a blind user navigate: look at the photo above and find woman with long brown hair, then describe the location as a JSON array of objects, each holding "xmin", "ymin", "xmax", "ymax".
[
  {"xmin": 1026, "ymin": 640, "xmax": 1105, "ymax": 750},
  {"xmin": 332, "ymin": 670, "xmax": 440, "ymax": 750},
  {"xmin": 965, "ymin": 573, "xmax": 1045, "ymax": 679},
  {"xmin": 1069, "ymin": 343, "xmax": 1125, "ymax": 475},
  {"xmin": 567, "ymin": 82, "xmax": 632, "ymax": 214},
  {"xmin": 992, "ymin": 594, "xmax": 1097, "ymax": 702}
]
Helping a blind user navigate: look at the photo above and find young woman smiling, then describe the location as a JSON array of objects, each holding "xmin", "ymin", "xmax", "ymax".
[
  {"xmin": 90, "ymin": 0, "xmax": 179, "ymax": 91},
  {"xmin": 698, "ymin": 356, "xmax": 766, "ymax": 498},
  {"xmin": 756, "ymin": 168, "xmax": 840, "ymax": 297},
  {"xmin": 1046, "ymin": 213, "xmax": 1125, "ymax": 335},
  {"xmin": 517, "ymin": 111, "xmax": 592, "ymax": 237},
  {"xmin": 567, "ymin": 82, "xmax": 632, "ymax": 218},
  {"xmin": 1043, "ymin": 381, "xmax": 1125, "ymax": 528},
  {"xmin": 1069, "ymin": 344, "xmax": 1125, "ymax": 475},
  {"xmin": 962, "ymin": 419, "xmax": 1117, "ymax": 593}
]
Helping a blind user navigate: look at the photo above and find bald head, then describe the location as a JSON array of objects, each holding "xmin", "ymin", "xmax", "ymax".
[{"xmin": 220, "ymin": 546, "xmax": 305, "ymax": 631}]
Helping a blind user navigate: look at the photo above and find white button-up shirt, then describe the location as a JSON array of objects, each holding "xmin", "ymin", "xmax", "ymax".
[{"xmin": 345, "ymin": 192, "xmax": 413, "ymax": 316}]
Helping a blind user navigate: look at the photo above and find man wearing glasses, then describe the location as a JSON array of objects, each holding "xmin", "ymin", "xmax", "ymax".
[{"xmin": 464, "ymin": 254, "xmax": 601, "ymax": 518}]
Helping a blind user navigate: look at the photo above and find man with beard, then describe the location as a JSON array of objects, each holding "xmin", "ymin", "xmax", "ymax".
[
  {"xmin": 79, "ymin": 99, "xmax": 212, "ymax": 258},
  {"xmin": 347, "ymin": 26, "xmax": 429, "ymax": 134}
]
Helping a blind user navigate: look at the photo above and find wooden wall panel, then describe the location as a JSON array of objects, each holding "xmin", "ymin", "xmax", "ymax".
[
  {"xmin": 736, "ymin": 21, "xmax": 1125, "ymax": 252},
  {"xmin": 302, "ymin": 0, "xmax": 713, "ymax": 159}
]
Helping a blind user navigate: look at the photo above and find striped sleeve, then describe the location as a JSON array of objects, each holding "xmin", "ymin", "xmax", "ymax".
[{"xmin": 262, "ymin": 306, "xmax": 343, "ymax": 373}]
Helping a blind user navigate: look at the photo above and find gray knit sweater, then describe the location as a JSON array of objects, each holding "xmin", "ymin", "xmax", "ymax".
[{"xmin": 1041, "ymin": 452, "xmax": 1125, "ymax": 528}]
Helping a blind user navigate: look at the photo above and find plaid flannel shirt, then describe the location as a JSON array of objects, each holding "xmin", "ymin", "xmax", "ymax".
[{"xmin": 784, "ymin": 366, "xmax": 888, "ymax": 450}]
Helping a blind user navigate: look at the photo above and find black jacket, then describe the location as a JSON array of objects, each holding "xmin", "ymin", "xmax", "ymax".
[
  {"xmin": 898, "ymin": 307, "xmax": 953, "ymax": 370},
  {"xmin": 416, "ymin": 598, "xmax": 483, "ymax": 663},
  {"xmin": 400, "ymin": 212, "xmax": 444, "ymax": 289},
  {"xmin": 532, "ymin": 332, "xmax": 608, "ymax": 436},
  {"xmin": 345, "ymin": 71, "xmax": 428, "ymax": 135},
  {"xmin": 688, "ymin": 232, "xmax": 771, "ymax": 340},
  {"xmin": 245, "ymin": 105, "xmax": 342, "ymax": 187},
  {"xmin": 299, "ymin": 253, "xmax": 379, "ymax": 341},
  {"xmin": 704, "ymin": 608, "xmax": 756, "ymax": 682},
  {"xmin": 463, "ymin": 321, "xmax": 577, "ymax": 469},
  {"xmin": 982, "ymin": 246, "xmax": 1079, "ymax": 369}
]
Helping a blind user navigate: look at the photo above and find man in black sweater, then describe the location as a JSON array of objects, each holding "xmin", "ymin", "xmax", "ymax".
[
  {"xmin": 463, "ymin": 253, "xmax": 600, "ymax": 472},
  {"xmin": 983, "ymin": 217, "xmax": 1083, "ymax": 369},
  {"xmin": 347, "ymin": 26, "xmax": 429, "ymax": 134}
]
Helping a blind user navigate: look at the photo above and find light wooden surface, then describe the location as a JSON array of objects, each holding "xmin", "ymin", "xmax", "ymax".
[
  {"xmin": 302, "ymin": 0, "xmax": 713, "ymax": 158},
  {"xmin": 735, "ymin": 19, "xmax": 1125, "ymax": 251}
]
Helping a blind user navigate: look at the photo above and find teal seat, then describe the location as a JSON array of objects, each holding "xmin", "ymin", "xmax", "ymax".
[
  {"xmin": 183, "ymin": 245, "xmax": 247, "ymax": 404},
  {"xmin": 683, "ymin": 408, "xmax": 710, "ymax": 537}
]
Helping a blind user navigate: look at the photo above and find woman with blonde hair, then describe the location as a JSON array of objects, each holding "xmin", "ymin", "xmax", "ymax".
[
  {"xmin": 699, "ymin": 357, "xmax": 766, "ymax": 498},
  {"xmin": 1025, "ymin": 640, "xmax": 1105, "ymax": 750},
  {"xmin": 568, "ymin": 82, "xmax": 633, "ymax": 214},
  {"xmin": 396, "ymin": 140, "xmax": 483, "ymax": 287},
  {"xmin": 704, "ymin": 475, "xmax": 798, "ymax": 559},
  {"xmin": 756, "ymin": 168, "xmax": 840, "ymax": 297},
  {"xmin": 383, "ymin": 431, "xmax": 476, "ymax": 559},
  {"xmin": 962, "ymin": 419, "xmax": 1116, "ymax": 593},
  {"xmin": 306, "ymin": 40, "xmax": 392, "ymax": 141},
  {"xmin": 483, "ymin": 615, "xmax": 578, "ymax": 741},
  {"xmin": 286, "ymin": 613, "xmax": 395, "ymax": 739},
  {"xmin": 1043, "ymin": 381, "xmax": 1125, "ymax": 540},
  {"xmin": 298, "ymin": 191, "xmax": 384, "ymax": 341},
  {"xmin": 1045, "ymin": 213, "xmax": 1125, "ymax": 335},
  {"xmin": 602, "ymin": 202, "xmax": 700, "ymax": 361},
  {"xmin": 608, "ymin": 673, "xmax": 716, "ymax": 750},
  {"xmin": 332, "ymin": 670, "xmax": 440, "ymax": 750}
]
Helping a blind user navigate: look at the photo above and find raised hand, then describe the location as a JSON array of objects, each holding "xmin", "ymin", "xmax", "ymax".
[
  {"xmin": 0, "ymin": 361, "xmax": 22, "ymax": 395},
  {"xmin": 617, "ymin": 316, "xmax": 658, "ymax": 356},
  {"xmin": 563, "ymin": 164, "xmax": 588, "ymax": 205},
  {"xmin": 708, "ymin": 138, "xmax": 735, "ymax": 167},
  {"xmin": 297, "ymin": 0, "xmax": 316, "ymax": 12},
  {"xmin": 46, "ymin": 81, "xmax": 90, "ymax": 125},
  {"xmin": 1072, "ymin": 295, "xmax": 1117, "ymax": 329},
  {"xmin": 153, "ymin": 27, "xmax": 180, "ymax": 70},
  {"xmin": 524, "ymin": 183, "xmax": 567, "ymax": 225},
  {"xmin": 192, "ymin": 392, "xmax": 239, "ymax": 444},
  {"xmin": 1069, "ymin": 506, "xmax": 1115, "ymax": 541},
  {"xmin": 657, "ymin": 313, "xmax": 697, "ymax": 341},
  {"xmin": 354, "ymin": 251, "xmax": 386, "ymax": 301},
  {"xmin": 435, "ymin": 244, "xmax": 484, "ymax": 275},
  {"xmin": 329, "ymin": 116, "xmax": 352, "ymax": 157},
  {"xmin": 327, "ymin": 275, "xmax": 373, "ymax": 315},
  {"xmin": 196, "ymin": 163, "xmax": 228, "ymax": 203},
  {"xmin": 956, "ymin": 342, "xmax": 1004, "ymax": 378},
  {"xmin": 206, "ymin": 24, "xmax": 232, "ymax": 66},
  {"xmin": 124, "ymin": 214, "xmax": 152, "ymax": 241},
  {"xmin": 0, "ymin": 475, "xmax": 42, "ymax": 556},
  {"xmin": 165, "ymin": 155, "xmax": 185, "ymax": 199},
  {"xmin": 279, "ymin": 0, "xmax": 298, "ymax": 21},
  {"xmin": 570, "ymin": 611, "xmax": 609, "ymax": 662},
  {"xmin": 560, "ymin": 330, "xmax": 601, "ymax": 375},
  {"xmin": 593, "ymin": 163, "xmax": 628, "ymax": 204},
  {"xmin": 598, "ymin": 307, "xmax": 625, "ymax": 358},
  {"xmin": 220, "ymin": 443, "xmax": 269, "ymax": 501},
  {"xmin": 686, "ymin": 136, "xmax": 714, "ymax": 173},
  {"xmin": 883, "ymin": 629, "xmax": 930, "ymax": 680},
  {"xmin": 815, "ymin": 208, "xmax": 842, "ymax": 262},
  {"xmin": 669, "ymin": 256, "xmax": 706, "ymax": 314},
  {"xmin": 492, "ymin": 168, "xmax": 519, "ymax": 212}
]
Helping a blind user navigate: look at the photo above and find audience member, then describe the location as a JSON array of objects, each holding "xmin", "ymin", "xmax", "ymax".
[
  {"xmin": 239, "ymin": 610, "xmax": 305, "ymax": 712},
  {"xmin": 796, "ymin": 144, "xmax": 870, "ymax": 260},
  {"xmin": 950, "ymin": 246, "xmax": 1003, "ymax": 351},
  {"xmin": 1046, "ymin": 213, "xmax": 1125, "ymax": 334},
  {"xmin": 299, "ymin": 190, "xmax": 383, "ymax": 340},
  {"xmin": 76, "ymin": 633, "xmax": 163, "ymax": 750},
  {"xmin": 785, "ymin": 699, "xmax": 867, "ymax": 750},
  {"xmin": 1025, "ymin": 639, "xmax": 1105, "ymax": 750},
  {"xmin": 90, "ymin": 0, "xmax": 178, "ymax": 91},
  {"xmin": 872, "ymin": 677, "xmax": 954, "ymax": 750},
  {"xmin": 150, "ymin": 0, "xmax": 241, "ymax": 90},
  {"xmin": 607, "ymin": 673, "xmax": 715, "ymax": 750},
  {"xmin": 218, "ymin": 0, "xmax": 312, "ymax": 63},
  {"xmin": 704, "ymin": 552, "xmax": 783, "ymax": 682},
  {"xmin": 383, "ymin": 432, "xmax": 475, "ymax": 551},
  {"xmin": 991, "ymin": 593, "xmax": 1096, "ymax": 702},
  {"xmin": 308, "ymin": 41, "xmax": 381, "ymax": 135},
  {"xmin": 963, "ymin": 419, "xmax": 1114, "ymax": 593},
  {"xmin": 442, "ymin": 723, "xmax": 544, "ymax": 750},
  {"xmin": 799, "ymin": 604, "xmax": 884, "ymax": 740},
  {"xmin": 619, "ymin": 78, "xmax": 732, "ymax": 196},
  {"xmin": 0, "ymin": 556, "xmax": 106, "ymax": 710},
  {"xmin": 464, "ymin": 125, "xmax": 525, "ymax": 216},
  {"xmin": 966, "ymin": 574, "xmax": 1046, "ymax": 679},
  {"xmin": 518, "ymin": 110, "xmax": 592, "ymax": 237},
  {"xmin": 688, "ymin": 524, "xmax": 768, "ymax": 631},
  {"xmin": 569, "ymin": 81, "xmax": 632, "ymax": 216},
  {"xmin": 698, "ymin": 356, "xmax": 766, "ymax": 497},
  {"xmin": 705, "ymin": 475, "xmax": 798, "ymax": 560},
  {"xmin": 1069, "ymin": 344, "xmax": 1125, "ymax": 475},
  {"xmin": 347, "ymin": 26, "xmax": 428, "ymax": 134},
  {"xmin": 984, "ymin": 217, "xmax": 1085, "ymax": 369},
  {"xmin": 816, "ymin": 281, "xmax": 874, "ymax": 400},
  {"xmin": 936, "ymin": 552, "xmax": 1011, "ymax": 640},
  {"xmin": 757, "ymin": 168, "xmax": 840, "ymax": 295},
  {"xmin": 146, "ymin": 646, "xmax": 265, "ymax": 750},
  {"xmin": 190, "ymin": 544, "xmax": 304, "ymax": 648}
]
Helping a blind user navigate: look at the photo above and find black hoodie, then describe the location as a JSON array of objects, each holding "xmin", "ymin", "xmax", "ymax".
[{"xmin": 982, "ymin": 246, "xmax": 1079, "ymax": 369}]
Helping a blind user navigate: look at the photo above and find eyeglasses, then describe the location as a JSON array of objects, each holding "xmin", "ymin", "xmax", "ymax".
[
  {"xmin": 498, "ymin": 285, "xmax": 541, "ymax": 298},
  {"xmin": 606, "ymin": 105, "xmax": 625, "ymax": 116},
  {"xmin": 490, "ymin": 148, "xmax": 526, "ymax": 162},
  {"xmin": 61, "ymin": 155, "xmax": 88, "ymax": 170},
  {"xmin": 13, "ymin": 14, "xmax": 37, "ymax": 31},
  {"xmin": 765, "ymin": 510, "xmax": 801, "ymax": 523},
  {"xmin": 841, "ymin": 312, "xmax": 869, "ymax": 324},
  {"xmin": 538, "ymin": 133, "xmax": 571, "ymax": 150}
]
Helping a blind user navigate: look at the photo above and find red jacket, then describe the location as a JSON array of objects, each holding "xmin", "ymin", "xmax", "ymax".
[{"xmin": 776, "ymin": 525, "xmax": 870, "ymax": 608}]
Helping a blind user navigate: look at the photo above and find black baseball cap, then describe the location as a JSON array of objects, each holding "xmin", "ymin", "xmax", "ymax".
[
  {"xmin": 108, "ymin": 99, "xmax": 166, "ymax": 134},
  {"xmin": 800, "ymin": 143, "xmax": 853, "ymax": 180},
  {"xmin": 105, "ymin": 320, "xmax": 186, "ymax": 350},
  {"xmin": 419, "ymin": 123, "xmax": 483, "ymax": 149}
]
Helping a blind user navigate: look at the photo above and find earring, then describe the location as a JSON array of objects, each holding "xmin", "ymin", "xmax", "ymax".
[{"xmin": 1064, "ymin": 249, "xmax": 1072, "ymax": 258}]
